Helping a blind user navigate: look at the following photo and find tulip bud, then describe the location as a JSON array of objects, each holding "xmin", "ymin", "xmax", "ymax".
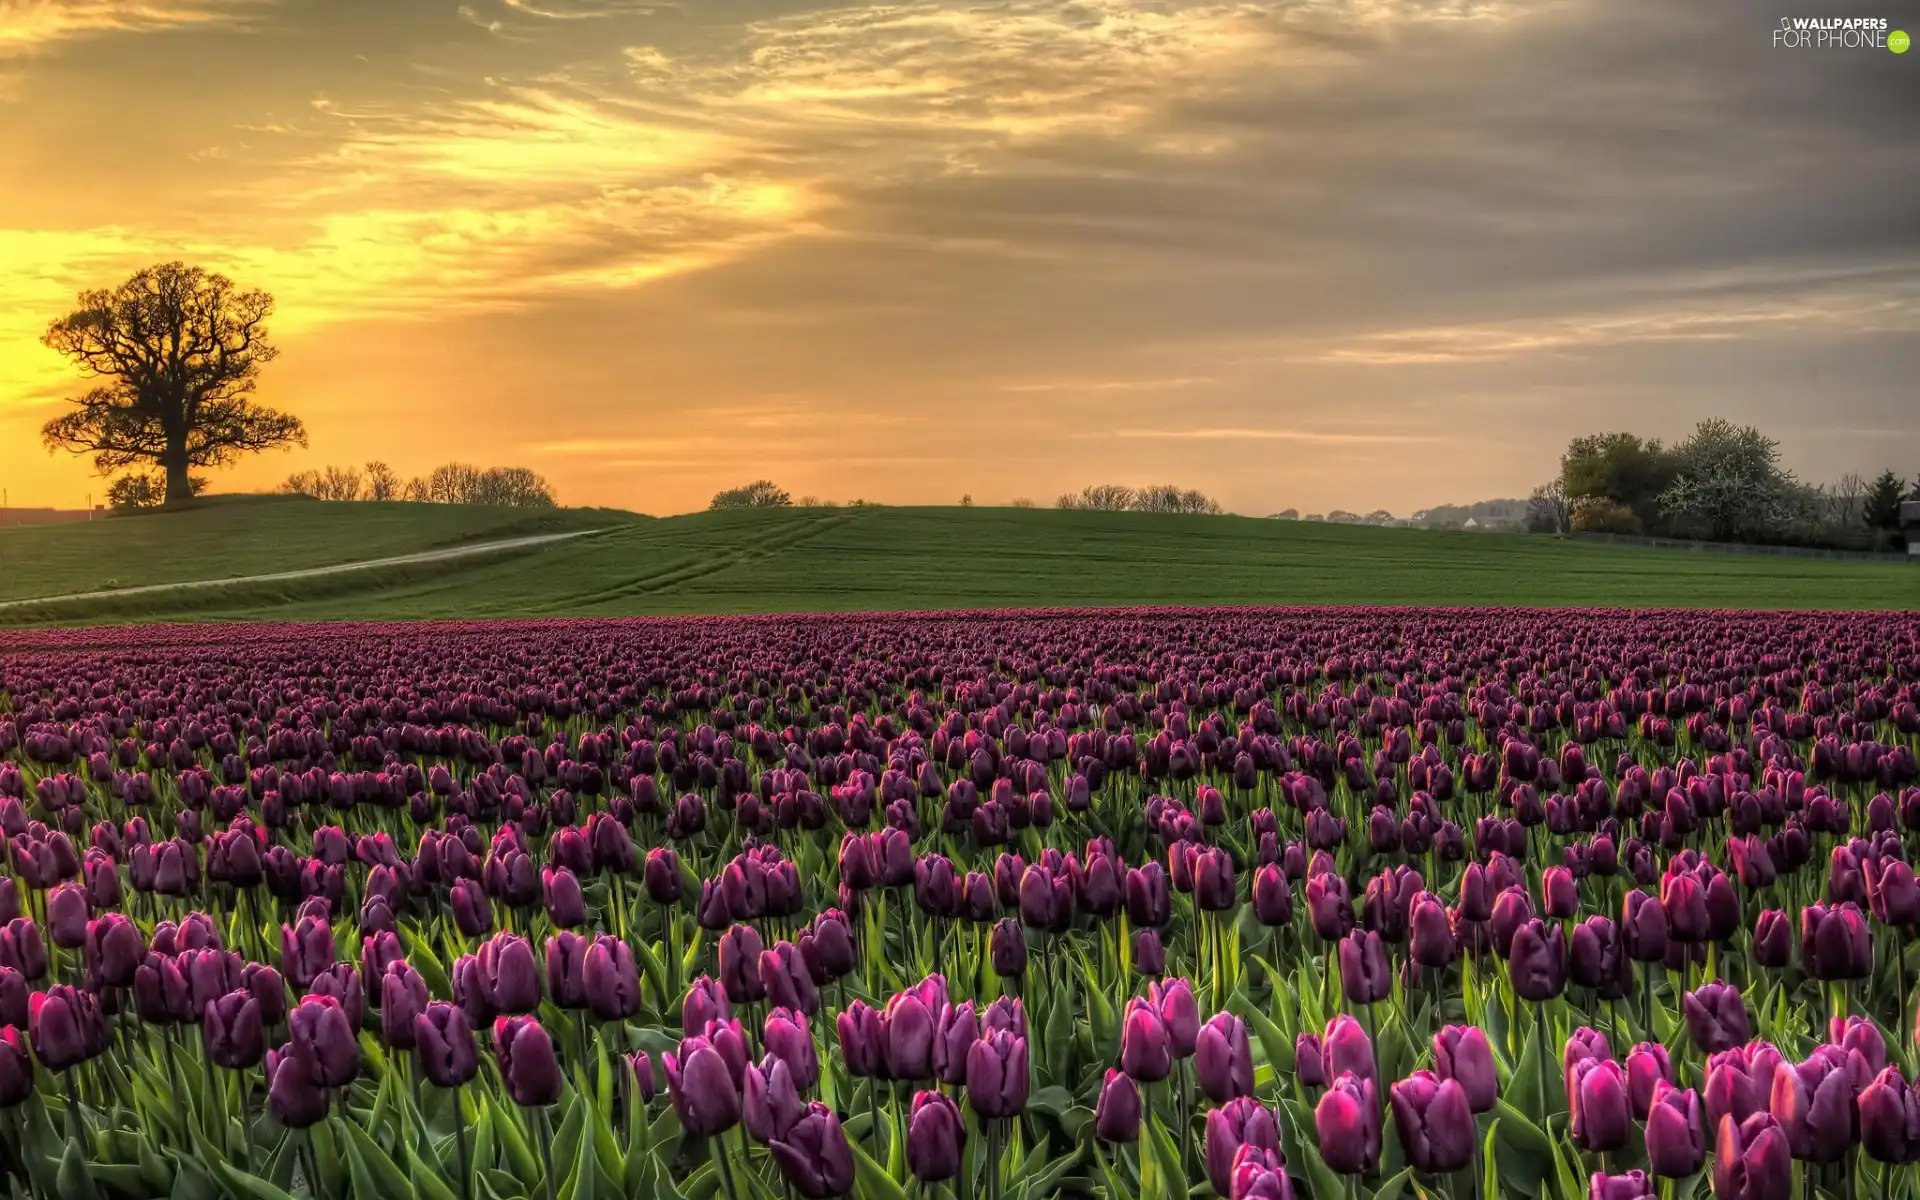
[
  {"xmin": 1682, "ymin": 982, "xmax": 1750, "ymax": 1053},
  {"xmin": 1195, "ymin": 1012, "xmax": 1254, "ymax": 1102},
  {"xmin": 907, "ymin": 1090, "xmax": 967, "ymax": 1179},
  {"xmin": 1644, "ymin": 1081, "xmax": 1708, "ymax": 1177},
  {"xmin": 1569, "ymin": 1057, "xmax": 1631, "ymax": 1152},
  {"xmin": 1315, "ymin": 1072, "xmax": 1381, "ymax": 1174},
  {"xmin": 768, "ymin": 1102, "xmax": 856, "ymax": 1200},
  {"xmin": 414, "ymin": 1001, "xmax": 480, "ymax": 1087},
  {"xmin": 1626, "ymin": 1042, "xmax": 1673, "ymax": 1119},
  {"xmin": 1093, "ymin": 1069, "xmax": 1142, "ymax": 1143},
  {"xmin": 1433, "ymin": 1026, "xmax": 1497, "ymax": 1113},
  {"xmin": 1714, "ymin": 1112, "xmax": 1793, "ymax": 1200},
  {"xmin": 203, "ymin": 989, "xmax": 265, "ymax": 1069},
  {"xmin": 1338, "ymin": 930, "xmax": 1391, "ymax": 1006},
  {"xmin": 1133, "ymin": 927, "xmax": 1166, "ymax": 978},
  {"xmin": 1509, "ymin": 919, "xmax": 1568, "ymax": 1000},
  {"xmin": 0, "ymin": 1027, "xmax": 29, "ymax": 1108},
  {"xmin": 1389, "ymin": 1070, "xmax": 1475, "ymax": 1173},
  {"xmin": 1205, "ymin": 1096, "xmax": 1281, "ymax": 1195},
  {"xmin": 1753, "ymin": 910, "xmax": 1791, "ymax": 969},
  {"xmin": 266, "ymin": 1043, "xmax": 329, "ymax": 1128},
  {"xmin": 964, "ymin": 1028, "xmax": 1028, "ymax": 1118},
  {"xmin": 1589, "ymin": 1172, "xmax": 1655, "ymax": 1200},
  {"xmin": 494, "ymin": 1015, "xmax": 563, "ymax": 1107},
  {"xmin": 28, "ymin": 984, "xmax": 106, "ymax": 1070}
]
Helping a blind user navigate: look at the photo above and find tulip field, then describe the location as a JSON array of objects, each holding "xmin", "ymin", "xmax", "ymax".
[{"xmin": 4, "ymin": 607, "xmax": 1920, "ymax": 1200}]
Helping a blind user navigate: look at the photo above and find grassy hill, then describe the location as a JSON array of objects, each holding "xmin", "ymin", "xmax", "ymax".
[
  {"xmin": 0, "ymin": 494, "xmax": 634, "ymax": 604},
  {"xmin": 1, "ymin": 499, "xmax": 1912, "ymax": 624}
]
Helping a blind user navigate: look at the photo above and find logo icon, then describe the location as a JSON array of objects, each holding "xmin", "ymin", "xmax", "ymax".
[{"xmin": 1892, "ymin": 28, "xmax": 1911, "ymax": 51}]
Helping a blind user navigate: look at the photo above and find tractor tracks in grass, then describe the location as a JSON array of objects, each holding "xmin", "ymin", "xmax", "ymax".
[{"xmin": 552, "ymin": 512, "xmax": 861, "ymax": 608}]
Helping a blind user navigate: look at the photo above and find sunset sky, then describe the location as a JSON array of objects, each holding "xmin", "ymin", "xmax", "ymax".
[{"xmin": 3, "ymin": 0, "xmax": 1915, "ymax": 515}]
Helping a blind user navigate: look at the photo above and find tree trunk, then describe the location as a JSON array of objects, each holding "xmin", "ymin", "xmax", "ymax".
[{"xmin": 163, "ymin": 449, "xmax": 193, "ymax": 506}]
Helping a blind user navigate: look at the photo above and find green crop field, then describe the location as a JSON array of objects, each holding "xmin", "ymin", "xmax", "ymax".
[{"xmin": 1, "ymin": 499, "xmax": 1913, "ymax": 624}]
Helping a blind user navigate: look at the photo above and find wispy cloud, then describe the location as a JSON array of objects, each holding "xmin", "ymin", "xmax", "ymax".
[
  {"xmin": 1312, "ymin": 287, "xmax": 1920, "ymax": 365},
  {"xmin": 1001, "ymin": 375, "xmax": 1217, "ymax": 393},
  {"xmin": 0, "ymin": 0, "xmax": 263, "ymax": 55},
  {"xmin": 1081, "ymin": 427, "xmax": 1439, "ymax": 443}
]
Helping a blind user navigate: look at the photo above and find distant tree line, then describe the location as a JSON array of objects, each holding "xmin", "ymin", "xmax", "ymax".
[
  {"xmin": 280, "ymin": 461, "xmax": 556, "ymax": 508},
  {"xmin": 1527, "ymin": 419, "xmax": 1916, "ymax": 551},
  {"xmin": 1055, "ymin": 483, "xmax": 1222, "ymax": 515}
]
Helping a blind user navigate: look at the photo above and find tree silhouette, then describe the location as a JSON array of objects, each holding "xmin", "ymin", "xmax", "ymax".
[{"xmin": 40, "ymin": 262, "xmax": 306, "ymax": 505}]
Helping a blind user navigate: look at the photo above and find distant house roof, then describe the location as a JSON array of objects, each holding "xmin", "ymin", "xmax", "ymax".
[{"xmin": 1903, "ymin": 500, "xmax": 1920, "ymax": 527}]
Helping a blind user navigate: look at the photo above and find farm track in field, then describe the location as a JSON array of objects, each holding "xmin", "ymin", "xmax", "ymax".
[
  {"xmin": 0, "ymin": 528, "xmax": 610, "ymax": 610},
  {"xmin": 538, "ymin": 513, "xmax": 862, "ymax": 609}
]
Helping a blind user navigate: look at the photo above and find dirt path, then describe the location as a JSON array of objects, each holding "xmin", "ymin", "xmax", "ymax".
[{"xmin": 0, "ymin": 529, "xmax": 607, "ymax": 610}]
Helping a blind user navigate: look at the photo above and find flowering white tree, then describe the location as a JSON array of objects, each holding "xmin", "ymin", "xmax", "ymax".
[{"xmin": 1658, "ymin": 419, "xmax": 1802, "ymax": 542}]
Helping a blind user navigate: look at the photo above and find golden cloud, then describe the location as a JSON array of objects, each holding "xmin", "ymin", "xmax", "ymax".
[{"xmin": 0, "ymin": 0, "xmax": 263, "ymax": 55}]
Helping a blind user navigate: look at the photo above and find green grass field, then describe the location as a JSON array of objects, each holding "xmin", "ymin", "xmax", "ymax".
[
  {"xmin": 1, "ymin": 498, "xmax": 1912, "ymax": 624},
  {"xmin": 0, "ymin": 495, "xmax": 630, "ymax": 603}
]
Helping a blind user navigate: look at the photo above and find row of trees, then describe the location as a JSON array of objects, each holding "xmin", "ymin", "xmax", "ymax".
[
  {"xmin": 1054, "ymin": 483, "xmax": 1223, "ymax": 514},
  {"xmin": 280, "ymin": 462, "xmax": 556, "ymax": 508},
  {"xmin": 1527, "ymin": 419, "xmax": 1916, "ymax": 550}
]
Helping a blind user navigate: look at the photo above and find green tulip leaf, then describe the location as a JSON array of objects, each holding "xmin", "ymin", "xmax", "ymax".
[
  {"xmin": 217, "ymin": 1162, "xmax": 300, "ymax": 1200},
  {"xmin": 849, "ymin": 1139, "xmax": 910, "ymax": 1200}
]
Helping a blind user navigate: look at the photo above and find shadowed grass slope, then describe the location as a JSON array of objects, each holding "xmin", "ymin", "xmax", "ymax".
[
  {"xmin": 4, "ymin": 502, "xmax": 1913, "ymax": 624},
  {"xmin": 0, "ymin": 494, "xmax": 637, "ymax": 603}
]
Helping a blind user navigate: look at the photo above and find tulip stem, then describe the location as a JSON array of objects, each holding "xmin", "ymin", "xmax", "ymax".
[
  {"xmin": 710, "ymin": 1133, "xmax": 742, "ymax": 1200},
  {"xmin": 1532, "ymin": 1002, "xmax": 1547, "ymax": 1125},
  {"xmin": 453, "ymin": 1086, "xmax": 471, "ymax": 1200},
  {"xmin": 537, "ymin": 1107, "xmax": 558, "ymax": 1200}
]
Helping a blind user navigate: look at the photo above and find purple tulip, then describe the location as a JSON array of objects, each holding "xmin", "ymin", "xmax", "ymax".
[
  {"xmin": 768, "ymin": 1103, "xmax": 856, "ymax": 1200},
  {"xmin": 1569, "ymin": 1057, "xmax": 1631, "ymax": 1152},
  {"xmin": 1151, "ymin": 978, "xmax": 1200, "ymax": 1058},
  {"xmin": 907, "ymin": 1090, "xmax": 967, "ymax": 1180},
  {"xmin": 583, "ymin": 935, "xmax": 641, "ymax": 1021},
  {"xmin": 1752, "ymin": 910, "xmax": 1790, "ymax": 969},
  {"xmin": 1509, "ymin": 919, "xmax": 1568, "ymax": 1000},
  {"xmin": 1121, "ymin": 997, "xmax": 1173, "ymax": 1083},
  {"xmin": 1645, "ymin": 1081, "xmax": 1707, "ymax": 1177},
  {"xmin": 1206, "ymin": 1096, "xmax": 1281, "ymax": 1195},
  {"xmin": 203, "ymin": 990, "xmax": 265, "ymax": 1069},
  {"xmin": 1338, "ymin": 930, "xmax": 1391, "ymax": 1006},
  {"xmin": 1714, "ymin": 1113, "xmax": 1793, "ymax": 1200},
  {"xmin": 289, "ymin": 994, "xmax": 359, "ymax": 1087},
  {"xmin": 1093, "ymin": 1069, "xmax": 1142, "ymax": 1143},
  {"xmin": 415, "ymin": 1001, "xmax": 479, "ymax": 1087},
  {"xmin": 836, "ymin": 1000, "xmax": 886, "ymax": 1080},
  {"xmin": 1626, "ymin": 1042, "xmax": 1673, "ymax": 1119},
  {"xmin": 990, "ymin": 919, "xmax": 1027, "ymax": 977},
  {"xmin": 1589, "ymin": 1172, "xmax": 1655, "ymax": 1200},
  {"xmin": 494, "ymin": 1015, "xmax": 563, "ymax": 1107},
  {"xmin": 742, "ymin": 1056, "xmax": 806, "ymax": 1143},
  {"xmin": 0, "ymin": 1027, "xmax": 29, "ymax": 1108},
  {"xmin": 266, "ymin": 1043, "xmax": 329, "ymax": 1128},
  {"xmin": 1682, "ymin": 982, "xmax": 1750, "ymax": 1053},
  {"xmin": 1800, "ymin": 902, "xmax": 1872, "ymax": 980},
  {"xmin": 1772, "ymin": 1046, "xmax": 1862, "ymax": 1162},
  {"xmin": 683, "ymin": 975, "xmax": 731, "ymax": 1038},
  {"xmin": 1858, "ymin": 1066, "xmax": 1920, "ymax": 1165},
  {"xmin": 1195, "ymin": 1012, "xmax": 1254, "ymax": 1102},
  {"xmin": 280, "ymin": 914, "xmax": 336, "ymax": 990},
  {"xmin": 1315, "ymin": 1072, "xmax": 1381, "ymax": 1174},
  {"xmin": 1389, "ymin": 1071, "xmax": 1475, "ymax": 1173},
  {"xmin": 964, "ymin": 1028, "xmax": 1028, "ymax": 1118},
  {"xmin": 1433, "ymin": 1025, "xmax": 1497, "ymax": 1113},
  {"xmin": 28, "ymin": 985, "xmax": 106, "ymax": 1070}
]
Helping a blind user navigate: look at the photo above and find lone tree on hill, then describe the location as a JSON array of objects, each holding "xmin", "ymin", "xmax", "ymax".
[
  {"xmin": 710, "ymin": 480, "xmax": 792, "ymax": 509},
  {"xmin": 40, "ymin": 262, "xmax": 306, "ymax": 506}
]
